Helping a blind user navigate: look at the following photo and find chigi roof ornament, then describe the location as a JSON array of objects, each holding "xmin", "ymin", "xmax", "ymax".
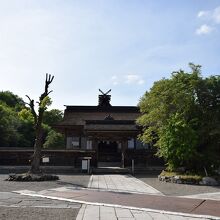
[
  {"xmin": 104, "ymin": 114, "xmax": 114, "ymax": 120},
  {"xmin": 98, "ymin": 89, "xmax": 112, "ymax": 107}
]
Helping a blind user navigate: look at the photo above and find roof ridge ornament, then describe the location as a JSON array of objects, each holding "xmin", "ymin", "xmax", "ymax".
[
  {"xmin": 104, "ymin": 114, "xmax": 114, "ymax": 120},
  {"xmin": 98, "ymin": 89, "xmax": 112, "ymax": 107}
]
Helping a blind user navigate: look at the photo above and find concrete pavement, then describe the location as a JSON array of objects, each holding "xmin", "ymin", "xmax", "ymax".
[
  {"xmin": 76, "ymin": 204, "xmax": 213, "ymax": 220},
  {"xmin": 15, "ymin": 174, "xmax": 220, "ymax": 220},
  {"xmin": 88, "ymin": 174, "xmax": 163, "ymax": 195},
  {"xmin": 0, "ymin": 192, "xmax": 80, "ymax": 209},
  {"xmin": 0, "ymin": 192, "xmax": 80, "ymax": 220},
  {"xmin": 181, "ymin": 192, "xmax": 220, "ymax": 201}
]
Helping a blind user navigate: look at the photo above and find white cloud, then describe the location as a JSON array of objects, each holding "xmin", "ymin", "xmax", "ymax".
[
  {"xmin": 213, "ymin": 6, "xmax": 220, "ymax": 23},
  {"xmin": 196, "ymin": 6, "xmax": 220, "ymax": 35},
  {"xmin": 125, "ymin": 74, "xmax": 140, "ymax": 84},
  {"xmin": 196, "ymin": 24, "xmax": 213, "ymax": 35},
  {"xmin": 111, "ymin": 75, "xmax": 119, "ymax": 85},
  {"xmin": 197, "ymin": 10, "xmax": 210, "ymax": 18},
  {"xmin": 125, "ymin": 74, "xmax": 145, "ymax": 85},
  {"xmin": 111, "ymin": 74, "xmax": 145, "ymax": 85},
  {"xmin": 111, "ymin": 75, "xmax": 118, "ymax": 80},
  {"xmin": 138, "ymin": 79, "xmax": 145, "ymax": 85},
  {"xmin": 111, "ymin": 74, "xmax": 145, "ymax": 86},
  {"xmin": 197, "ymin": 6, "xmax": 220, "ymax": 24}
]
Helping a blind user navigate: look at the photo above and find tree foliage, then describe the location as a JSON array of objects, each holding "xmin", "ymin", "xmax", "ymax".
[
  {"xmin": 43, "ymin": 129, "xmax": 65, "ymax": 149},
  {"xmin": 0, "ymin": 103, "xmax": 20, "ymax": 147},
  {"xmin": 157, "ymin": 114, "xmax": 198, "ymax": 171},
  {"xmin": 43, "ymin": 109, "xmax": 63, "ymax": 126},
  {"xmin": 0, "ymin": 90, "xmax": 64, "ymax": 150},
  {"xmin": 138, "ymin": 64, "xmax": 220, "ymax": 172},
  {"xmin": 0, "ymin": 91, "xmax": 25, "ymax": 111},
  {"xmin": 17, "ymin": 109, "xmax": 35, "ymax": 148}
]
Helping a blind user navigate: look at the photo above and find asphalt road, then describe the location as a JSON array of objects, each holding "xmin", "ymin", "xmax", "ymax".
[{"xmin": 135, "ymin": 174, "xmax": 220, "ymax": 196}]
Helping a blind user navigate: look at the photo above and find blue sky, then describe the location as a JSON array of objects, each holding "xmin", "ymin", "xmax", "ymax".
[{"xmin": 0, "ymin": 0, "xmax": 220, "ymax": 110}]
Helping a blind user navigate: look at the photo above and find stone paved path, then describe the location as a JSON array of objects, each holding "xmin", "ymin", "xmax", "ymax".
[
  {"xmin": 88, "ymin": 174, "xmax": 163, "ymax": 195},
  {"xmin": 15, "ymin": 174, "xmax": 220, "ymax": 220},
  {"xmin": 76, "ymin": 204, "xmax": 212, "ymax": 220}
]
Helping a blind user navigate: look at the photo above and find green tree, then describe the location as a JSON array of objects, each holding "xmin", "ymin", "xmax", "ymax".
[
  {"xmin": 0, "ymin": 103, "xmax": 20, "ymax": 147},
  {"xmin": 195, "ymin": 75, "xmax": 220, "ymax": 170},
  {"xmin": 43, "ymin": 109, "xmax": 63, "ymax": 126},
  {"xmin": 0, "ymin": 91, "xmax": 25, "ymax": 111},
  {"xmin": 42, "ymin": 109, "xmax": 64, "ymax": 149},
  {"xmin": 138, "ymin": 64, "xmax": 220, "ymax": 172},
  {"xmin": 43, "ymin": 129, "xmax": 65, "ymax": 149},
  {"xmin": 0, "ymin": 91, "xmax": 29, "ymax": 148},
  {"xmin": 157, "ymin": 113, "xmax": 198, "ymax": 170},
  {"xmin": 0, "ymin": 90, "xmax": 64, "ymax": 150},
  {"xmin": 17, "ymin": 109, "xmax": 35, "ymax": 148}
]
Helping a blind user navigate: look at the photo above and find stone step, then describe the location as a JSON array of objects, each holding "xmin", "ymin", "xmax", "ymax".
[
  {"xmin": 98, "ymin": 162, "xmax": 121, "ymax": 167},
  {"xmin": 92, "ymin": 167, "xmax": 131, "ymax": 174}
]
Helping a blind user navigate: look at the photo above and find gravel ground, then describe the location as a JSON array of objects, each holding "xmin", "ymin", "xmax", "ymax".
[
  {"xmin": 0, "ymin": 173, "xmax": 88, "ymax": 220},
  {"xmin": 0, "ymin": 174, "xmax": 91, "ymax": 192},
  {"xmin": 2, "ymin": 172, "xmax": 220, "ymax": 197},
  {"xmin": 136, "ymin": 174, "xmax": 220, "ymax": 196},
  {"xmin": 0, "ymin": 207, "xmax": 79, "ymax": 220}
]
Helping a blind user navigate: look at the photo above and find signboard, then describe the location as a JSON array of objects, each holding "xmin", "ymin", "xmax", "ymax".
[
  {"xmin": 128, "ymin": 139, "xmax": 135, "ymax": 149},
  {"xmin": 82, "ymin": 160, "xmax": 88, "ymax": 170},
  {"xmin": 72, "ymin": 141, "xmax": 79, "ymax": 147},
  {"xmin": 42, "ymin": 157, "xmax": 49, "ymax": 163}
]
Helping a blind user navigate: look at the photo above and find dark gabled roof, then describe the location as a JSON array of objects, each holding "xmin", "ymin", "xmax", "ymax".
[
  {"xmin": 85, "ymin": 120, "xmax": 136, "ymax": 125},
  {"xmin": 64, "ymin": 105, "xmax": 140, "ymax": 113}
]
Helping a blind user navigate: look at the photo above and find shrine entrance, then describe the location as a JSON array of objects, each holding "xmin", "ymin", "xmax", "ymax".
[{"xmin": 97, "ymin": 140, "xmax": 122, "ymax": 164}]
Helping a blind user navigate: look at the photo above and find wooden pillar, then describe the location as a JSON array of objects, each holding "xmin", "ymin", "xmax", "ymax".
[
  {"xmin": 93, "ymin": 138, "xmax": 98, "ymax": 167},
  {"xmin": 121, "ymin": 139, "xmax": 127, "ymax": 168},
  {"xmin": 64, "ymin": 128, "xmax": 68, "ymax": 149}
]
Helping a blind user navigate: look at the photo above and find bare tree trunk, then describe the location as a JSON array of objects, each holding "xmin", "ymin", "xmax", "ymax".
[
  {"xmin": 30, "ymin": 128, "xmax": 43, "ymax": 173},
  {"xmin": 26, "ymin": 74, "xmax": 54, "ymax": 174}
]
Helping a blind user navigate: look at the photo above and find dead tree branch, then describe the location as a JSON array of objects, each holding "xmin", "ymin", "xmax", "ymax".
[
  {"xmin": 25, "ymin": 73, "xmax": 54, "ymax": 174},
  {"xmin": 25, "ymin": 95, "xmax": 37, "ymax": 125}
]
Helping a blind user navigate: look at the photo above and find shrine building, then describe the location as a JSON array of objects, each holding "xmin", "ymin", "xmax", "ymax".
[
  {"xmin": 0, "ymin": 90, "xmax": 163, "ymax": 170},
  {"xmin": 55, "ymin": 89, "xmax": 156, "ymax": 168}
]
